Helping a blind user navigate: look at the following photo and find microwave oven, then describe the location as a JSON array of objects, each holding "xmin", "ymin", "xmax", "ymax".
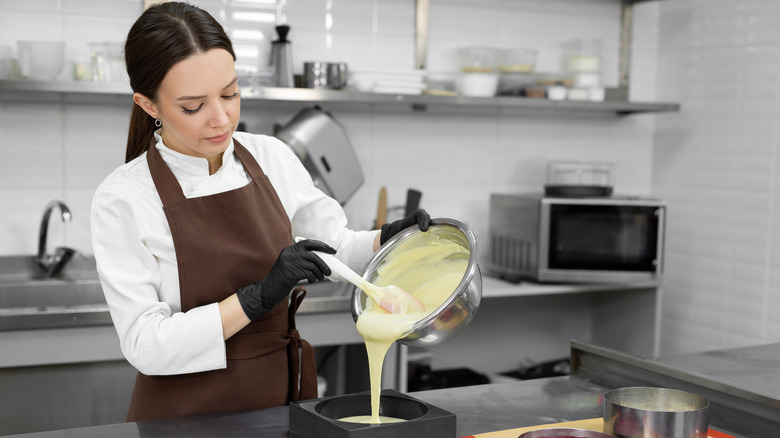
[{"xmin": 489, "ymin": 193, "xmax": 665, "ymax": 284}]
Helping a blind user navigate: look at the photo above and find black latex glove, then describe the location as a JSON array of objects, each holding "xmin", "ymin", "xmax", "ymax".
[
  {"xmin": 379, "ymin": 209, "xmax": 431, "ymax": 245},
  {"xmin": 236, "ymin": 239, "xmax": 336, "ymax": 322}
]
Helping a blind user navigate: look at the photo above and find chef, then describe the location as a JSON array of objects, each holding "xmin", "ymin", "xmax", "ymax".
[{"xmin": 90, "ymin": 2, "xmax": 429, "ymax": 422}]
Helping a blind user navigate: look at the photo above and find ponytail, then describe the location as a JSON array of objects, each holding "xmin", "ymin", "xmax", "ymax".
[
  {"xmin": 126, "ymin": 105, "xmax": 157, "ymax": 163},
  {"xmin": 123, "ymin": 2, "xmax": 235, "ymax": 162}
]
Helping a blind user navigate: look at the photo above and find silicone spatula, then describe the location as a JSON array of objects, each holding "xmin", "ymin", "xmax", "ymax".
[{"xmin": 313, "ymin": 250, "xmax": 425, "ymax": 314}]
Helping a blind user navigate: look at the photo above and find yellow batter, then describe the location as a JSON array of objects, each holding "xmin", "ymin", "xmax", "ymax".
[{"xmin": 338, "ymin": 235, "xmax": 469, "ymax": 424}]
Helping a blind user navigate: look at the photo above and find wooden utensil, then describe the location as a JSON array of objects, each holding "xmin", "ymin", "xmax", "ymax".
[{"xmin": 374, "ymin": 186, "xmax": 387, "ymax": 230}]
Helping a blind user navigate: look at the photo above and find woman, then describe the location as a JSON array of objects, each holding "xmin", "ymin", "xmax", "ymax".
[{"xmin": 90, "ymin": 2, "xmax": 429, "ymax": 422}]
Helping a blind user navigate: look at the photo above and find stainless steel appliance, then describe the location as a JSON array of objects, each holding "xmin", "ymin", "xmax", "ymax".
[
  {"xmin": 489, "ymin": 193, "xmax": 665, "ymax": 284},
  {"xmin": 269, "ymin": 25, "xmax": 294, "ymax": 87},
  {"xmin": 275, "ymin": 106, "xmax": 364, "ymax": 205},
  {"xmin": 303, "ymin": 62, "xmax": 348, "ymax": 89}
]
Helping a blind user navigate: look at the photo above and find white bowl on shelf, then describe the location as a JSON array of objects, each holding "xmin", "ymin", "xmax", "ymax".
[{"xmin": 18, "ymin": 40, "xmax": 66, "ymax": 80}]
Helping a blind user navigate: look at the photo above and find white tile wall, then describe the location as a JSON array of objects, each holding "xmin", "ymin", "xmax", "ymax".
[
  {"xmin": 1, "ymin": 0, "xmax": 645, "ymax": 252},
  {"xmin": 654, "ymin": 0, "xmax": 780, "ymax": 355},
  {"xmin": 0, "ymin": 0, "xmax": 693, "ymax": 355}
]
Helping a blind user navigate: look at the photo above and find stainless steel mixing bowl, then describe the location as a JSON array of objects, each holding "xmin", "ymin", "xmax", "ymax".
[
  {"xmin": 603, "ymin": 387, "xmax": 709, "ymax": 438},
  {"xmin": 519, "ymin": 428, "xmax": 616, "ymax": 438},
  {"xmin": 351, "ymin": 218, "xmax": 482, "ymax": 347}
]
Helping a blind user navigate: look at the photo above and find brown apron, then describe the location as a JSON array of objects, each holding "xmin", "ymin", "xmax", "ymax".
[{"xmin": 126, "ymin": 139, "xmax": 317, "ymax": 422}]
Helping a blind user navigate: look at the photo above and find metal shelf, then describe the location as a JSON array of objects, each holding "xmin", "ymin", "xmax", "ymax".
[{"xmin": 0, "ymin": 79, "xmax": 679, "ymax": 115}]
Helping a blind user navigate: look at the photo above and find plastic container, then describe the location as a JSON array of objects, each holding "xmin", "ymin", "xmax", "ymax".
[
  {"xmin": 0, "ymin": 45, "xmax": 10, "ymax": 79},
  {"xmin": 547, "ymin": 161, "xmax": 613, "ymax": 187},
  {"xmin": 17, "ymin": 41, "xmax": 66, "ymax": 80},
  {"xmin": 498, "ymin": 48, "xmax": 538, "ymax": 73},
  {"xmin": 563, "ymin": 39, "xmax": 603, "ymax": 74},
  {"xmin": 456, "ymin": 46, "xmax": 499, "ymax": 97},
  {"xmin": 457, "ymin": 46, "xmax": 498, "ymax": 73},
  {"xmin": 497, "ymin": 72, "xmax": 534, "ymax": 96},
  {"xmin": 423, "ymin": 71, "xmax": 457, "ymax": 96},
  {"xmin": 459, "ymin": 72, "xmax": 499, "ymax": 97},
  {"xmin": 89, "ymin": 42, "xmax": 126, "ymax": 82},
  {"xmin": 545, "ymin": 161, "xmax": 614, "ymax": 197}
]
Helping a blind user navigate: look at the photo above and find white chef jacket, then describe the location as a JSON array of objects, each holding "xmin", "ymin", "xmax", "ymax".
[{"xmin": 91, "ymin": 131, "xmax": 378, "ymax": 376}]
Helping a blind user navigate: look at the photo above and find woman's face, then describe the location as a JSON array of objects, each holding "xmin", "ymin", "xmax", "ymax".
[{"xmin": 137, "ymin": 48, "xmax": 240, "ymax": 163}]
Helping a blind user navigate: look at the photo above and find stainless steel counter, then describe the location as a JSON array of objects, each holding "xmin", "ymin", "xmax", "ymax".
[
  {"xmin": 6, "ymin": 340, "xmax": 780, "ymax": 438},
  {"xmin": 0, "ymin": 255, "xmax": 354, "ymax": 332}
]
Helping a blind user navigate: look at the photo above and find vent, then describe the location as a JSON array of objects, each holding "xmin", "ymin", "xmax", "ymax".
[{"xmin": 491, "ymin": 234, "xmax": 531, "ymax": 273}]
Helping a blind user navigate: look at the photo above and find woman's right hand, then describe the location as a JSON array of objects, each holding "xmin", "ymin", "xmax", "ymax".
[{"xmin": 235, "ymin": 239, "xmax": 336, "ymax": 321}]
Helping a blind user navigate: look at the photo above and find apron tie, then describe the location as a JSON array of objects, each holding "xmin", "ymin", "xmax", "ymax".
[{"xmin": 287, "ymin": 288, "xmax": 317, "ymax": 401}]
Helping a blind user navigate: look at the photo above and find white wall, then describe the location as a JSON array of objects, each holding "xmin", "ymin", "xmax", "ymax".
[
  {"xmin": 0, "ymin": 0, "xmax": 652, "ymax": 255},
  {"xmin": 0, "ymin": 0, "xmax": 663, "ymax": 364},
  {"xmin": 653, "ymin": 0, "xmax": 780, "ymax": 355}
]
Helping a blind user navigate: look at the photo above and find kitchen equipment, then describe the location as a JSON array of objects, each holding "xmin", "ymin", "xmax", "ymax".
[
  {"xmin": 275, "ymin": 106, "xmax": 364, "ymax": 205},
  {"xmin": 563, "ymin": 39, "xmax": 602, "ymax": 74},
  {"xmin": 545, "ymin": 161, "xmax": 614, "ymax": 197},
  {"xmin": 352, "ymin": 218, "xmax": 482, "ymax": 347},
  {"xmin": 562, "ymin": 39, "xmax": 604, "ymax": 103},
  {"xmin": 603, "ymin": 387, "xmax": 709, "ymax": 438},
  {"xmin": 374, "ymin": 187, "xmax": 387, "ymax": 230},
  {"xmin": 312, "ymin": 250, "xmax": 424, "ymax": 314},
  {"xmin": 519, "ymin": 429, "xmax": 616, "ymax": 438},
  {"xmin": 383, "ymin": 188, "xmax": 424, "ymax": 225},
  {"xmin": 17, "ymin": 41, "xmax": 65, "ymax": 80},
  {"xmin": 289, "ymin": 389, "xmax": 456, "ymax": 438},
  {"xmin": 404, "ymin": 189, "xmax": 422, "ymax": 216},
  {"xmin": 456, "ymin": 46, "xmax": 499, "ymax": 97},
  {"xmin": 0, "ymin": 45, "xmax": 10, "ymax": 79},
  {"xmin": 88, "ymin": 42, "xmax": 126, "ymax": 82},
  {"xmin": 499, "ymin": 48, "xmax": 538, "ymax": 74},
  {"xmin": 270, "ymin": 25, "xmax": 294, "ymax": 87},
  {"xmin": 497, "ymin": 71, "xmax": 535, "ymax": 96},
  {"xmin": 489, "ymin": 193, "xmax": 665, "ymax": 284},
  {"xmin": 351, "ymin": 69, "xmax": 426, "ymax": 94},
  {"xmin": 304, "ymin": 62, "xmax": 348, "ymax": 89},
  {"xmin": 423, "ymin": 71, "xmax": 457, "ymax": 96}
]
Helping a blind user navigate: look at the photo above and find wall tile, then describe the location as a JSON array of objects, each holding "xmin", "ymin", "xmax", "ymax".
[
  {"xmin": 0, "ymin": 102, "xmax": 64, "ymax": 189},
  {"xmin": 0, "ymin": 11, "xmax": 62, "ymax": 49},
  {"xmin": 0, "ymin": 190, "xmax": 64, "ymax": 255}
]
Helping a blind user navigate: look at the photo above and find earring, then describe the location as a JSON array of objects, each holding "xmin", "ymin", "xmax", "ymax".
[{"xmin": 154, "ymin": 118, "xmax": 162, "ymax": 128}]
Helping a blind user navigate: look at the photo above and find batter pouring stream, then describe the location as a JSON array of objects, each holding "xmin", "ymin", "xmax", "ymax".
[{"xmin": 339, "ymin": 237, "xmax": 469, "ymax": 424}]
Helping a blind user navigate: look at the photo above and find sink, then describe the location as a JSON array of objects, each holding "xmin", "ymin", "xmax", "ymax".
[
  {"xmin": 0, "ymin": 255, "xmax": 111, "ymax": 331},
  {"xmin": 299, "ymin": 280, "xmax": 354, "ymax": 313},
  {"xmin": 0, "ymin": 255, "xmax": 356, "ymax": 331}
]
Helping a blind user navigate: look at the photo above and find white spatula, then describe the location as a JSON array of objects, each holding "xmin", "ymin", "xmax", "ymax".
[{"xmin": 313, "ymin": 250, "xmax": 425, "ymax": 314}]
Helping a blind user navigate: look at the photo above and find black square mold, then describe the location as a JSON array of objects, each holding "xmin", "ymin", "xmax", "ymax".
[{"xmin": 289, "ymin": 389, "xmax": 456, "ymax": 438}]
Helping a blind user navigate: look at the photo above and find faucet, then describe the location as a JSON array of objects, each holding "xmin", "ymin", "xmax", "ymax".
[{"xmin": 36, "ymin": 200, "xmax": 76, "ymax": 278}]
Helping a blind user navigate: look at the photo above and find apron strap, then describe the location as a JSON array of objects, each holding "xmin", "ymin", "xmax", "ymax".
[
  {"xmin": 287, "ymin": 287, "xmax": 317, "ymax": 401},
  {"xmin": 146, "ymin": 138, "xmax": 187, "ymax": 205},
  {"xmin": 233, "ymin": 139, "xmax": 266, "ymax": 180},
  {"xmin": 147, "ymin": 137, "xmax": 263, "ymax": 206}
]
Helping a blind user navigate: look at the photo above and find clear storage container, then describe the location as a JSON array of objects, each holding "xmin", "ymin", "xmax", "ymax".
[{"xmin": 456, "ymin": 46, "xmax": 499, "ymax": 97}]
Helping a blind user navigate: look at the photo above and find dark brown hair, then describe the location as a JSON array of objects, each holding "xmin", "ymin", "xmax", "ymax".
[{"xmin": 124, "ymin": 2, "xmax": 235, "ymax": 163}]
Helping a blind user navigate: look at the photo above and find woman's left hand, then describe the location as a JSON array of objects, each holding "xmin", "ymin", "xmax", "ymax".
[{"xmin": 379, "ymin": 209, "xmax": 431, "ymax": 245}]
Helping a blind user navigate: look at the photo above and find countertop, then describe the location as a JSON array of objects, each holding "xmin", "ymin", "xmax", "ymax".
[
  {"xmin": 7, "ymin": 340, "xmax": 780, "ymax": 438},
  {"xmin": 0, "ymin": 262, "xmax": 658, "ymax": 332}
]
